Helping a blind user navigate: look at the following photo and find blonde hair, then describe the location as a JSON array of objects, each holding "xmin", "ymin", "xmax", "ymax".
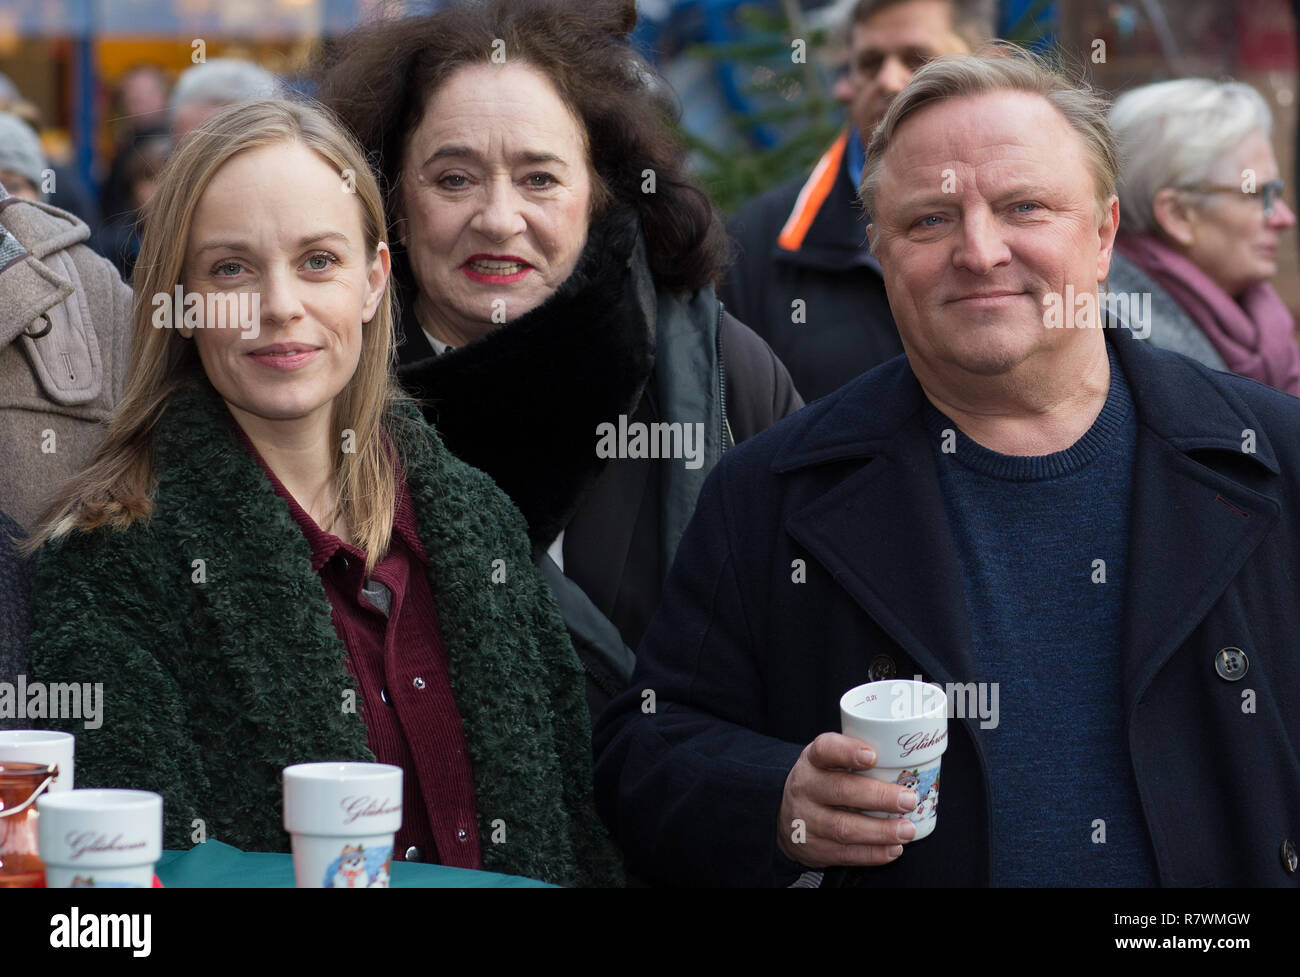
[
  {"xmin": 28, "ymin": 97, "xmax": 406, "ymax": 574},
  {"xmin": 861, "ymin": 44, "xmax": 1118, "ymax": 229}
]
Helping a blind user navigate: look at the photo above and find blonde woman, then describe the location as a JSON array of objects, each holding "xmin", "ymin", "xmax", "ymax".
[{"xmin": 25, "ymin": 98, "xmax": 621, "ymax": 888}]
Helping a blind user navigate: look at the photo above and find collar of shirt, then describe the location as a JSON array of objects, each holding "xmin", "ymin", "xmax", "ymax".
[
  {"xmin": 231, "ymin": 419, "xmax": 429, "ymax": 571},
  {"xmin": 846, "ymin": 127, "xmax": 865, "ymax": 205},
  {"xmin": 421, "ymin": 326, "xmax": 455, "ymax": 357}
]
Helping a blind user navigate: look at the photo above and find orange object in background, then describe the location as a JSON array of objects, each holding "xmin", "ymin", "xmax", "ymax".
[{"xmin": 0, "ymin": 761, "xmax": 58, "ymax": 889}]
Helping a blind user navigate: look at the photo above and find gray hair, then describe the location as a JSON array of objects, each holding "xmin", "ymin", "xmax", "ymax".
[
  {"xmin": 1109, "ymin": 79, "xmax": 1273, "ymax": 235},
  {"xmin": 861, "ymin": 45, "xmax": 1117, "ymax": 229},
  {"xmin": 170, "ymin": 58, "xmax": 280, "ymax": 118}
]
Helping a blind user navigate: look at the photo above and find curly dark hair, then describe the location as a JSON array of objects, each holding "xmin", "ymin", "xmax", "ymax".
[{"xmin": 314, "ymin": 0, "xmax": 727, "ymax": 292}]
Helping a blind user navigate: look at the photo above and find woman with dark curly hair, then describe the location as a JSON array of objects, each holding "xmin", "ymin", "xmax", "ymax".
[{"xmin": 317, "ymin": 0, "xmax": 802, "ymax": 720}]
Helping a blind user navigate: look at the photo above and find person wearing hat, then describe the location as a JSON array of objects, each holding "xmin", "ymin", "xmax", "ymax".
[{"xmin": 0, "ymin": 111, "xmax": 46, "ymax": 201}]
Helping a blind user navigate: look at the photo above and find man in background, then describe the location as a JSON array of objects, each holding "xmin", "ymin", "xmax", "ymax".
[
  {"xmin": 170, "ymin": 58, "xmax": 280, "ymax": 142},
  {"xmin": 721, "ymin": 0, "xmax": 993, "ymax": 401},
  {"xmin": 101, "ymin": 64, "xmax": 170, "ymax": 224}
]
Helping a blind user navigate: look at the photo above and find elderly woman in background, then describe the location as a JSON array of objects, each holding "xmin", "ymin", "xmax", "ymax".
[
  {"xmin": 26, "ymin": 98, "xmax": 621, "ymax": 886},
  {"xmin": 1108, "ymin": 78, "xmax": 1300, "ymax": 394},
  {"xmin": 317, "ymin": 0, "xmax": 803, "ymax": 720}
]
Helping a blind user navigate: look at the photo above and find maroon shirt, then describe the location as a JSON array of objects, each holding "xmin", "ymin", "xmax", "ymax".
[{"xmin": 236, "ymin": 426, "xmax": 481, "ymax": 867}]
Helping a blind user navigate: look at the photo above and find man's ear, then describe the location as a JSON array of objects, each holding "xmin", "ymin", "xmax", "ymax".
[
  {"xmin": 1152, "ymin": 187, "xmax": 1196, "ymax": 248},
  {"xmin": 1096, "ymin": 194, "xmax": 1120, "ymax": 282}
]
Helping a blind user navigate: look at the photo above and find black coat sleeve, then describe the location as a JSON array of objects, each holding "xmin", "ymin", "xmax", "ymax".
[
  {"xmin": 718, "ymin": 216, "xmax": 762, "ymax": 333},
  {"xmin": 721, "ymin": 310, "xmax": 805, "ymax": 444},
  {"xmin": 592, "ymin": 458, "xmax": 809, "ymax": 887},
  {"xmin": 718, "ymin": 178, "xmax": 800, "ymax": 345}
]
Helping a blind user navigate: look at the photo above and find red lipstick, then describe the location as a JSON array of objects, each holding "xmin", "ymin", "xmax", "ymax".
[{"xmin": 462, "ymin": 254, "xmax": 532, "ymax": 284}]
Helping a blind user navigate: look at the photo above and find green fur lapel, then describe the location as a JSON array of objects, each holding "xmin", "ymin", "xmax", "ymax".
[{"xmin": 29, "ymin": 381, "xmax": 622, "ymax": 887}]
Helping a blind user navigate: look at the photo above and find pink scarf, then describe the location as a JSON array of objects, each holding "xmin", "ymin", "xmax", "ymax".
[{"xmin": 1116, "ymin": 233, "xmax": 1300, "ymax": 396}]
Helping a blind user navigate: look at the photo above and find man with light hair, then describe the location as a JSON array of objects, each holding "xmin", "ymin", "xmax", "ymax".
[
  {"xmin": 596, "ymin": 47, "xmax": 1300, "ymax": 887},
  {"xmin": 1107, "ymin": 79, "xmax": 1300, "ymax": 390},
  {"xmin": 171, "ymin": 58, "xmax": 280, "ymax": 141},
  {"xmin": 721, "ymin": 0, "xmax": 995, "ymax": 401}
]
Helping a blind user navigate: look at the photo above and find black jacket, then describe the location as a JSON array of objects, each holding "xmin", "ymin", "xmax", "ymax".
[
  {"xmin": 721, "ymin": 131, "xmax": 901, "ymax": 403},
  {"xmin": 594, "ymin": 326, "xmax": 1300, "ymax": 887},
  {"xmin": 397, "ymin": 208, "xmax": 803, "ymax": 721},
  {"xmin": 0, "ymin": 509, "xmax": 29, "ymax": 713}
]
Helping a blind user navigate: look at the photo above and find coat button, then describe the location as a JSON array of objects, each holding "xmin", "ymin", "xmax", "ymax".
[
  {"xmin": 1214, "ymin": 647, "xmax": 1248, "ymax": 681},
  {"xmin": 404, "ymin": 845, "xmax": 423, "ymax": 862},
  {"xmin": 1282, "ymin": 839, "xmax": 1298, "ymax": 874},
  {"xmin": 457, "ymin": 828, "xmax": 468, "ymax": 842},
  {"xmin": 868, "ymin": 655, "xmax": 896, "ymax": 682},
  {"xmin": 412, "ymin": 677, "xmax": 426, "ymax": 690},
  {"xmin": 380, "ymin": 687, "xmax": 390, "ymax": 704}
]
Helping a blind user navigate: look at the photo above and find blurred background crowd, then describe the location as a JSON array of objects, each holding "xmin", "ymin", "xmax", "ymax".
[{"xmin": 0, "ymin": 0, "xmax": 1296, "ymax": 303}]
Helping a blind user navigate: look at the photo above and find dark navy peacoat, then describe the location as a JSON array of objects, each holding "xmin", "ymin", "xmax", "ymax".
[{"xmin": 593, "ymin": 325, "xmax": 1300, "ymax": 887}]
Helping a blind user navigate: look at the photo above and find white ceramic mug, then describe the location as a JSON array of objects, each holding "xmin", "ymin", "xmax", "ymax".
[
  {"xmin": 37, "ymin": 789, "xmax": 163, "ymax": 887},
  {"xmin": 840, "ymin": 680, "xmax": 948, "ymax": 840},
  {"xmin": 283, "ymin": 762, "xmax": 402, "ymax": 888},
  {"xmin": 0, "ymin": 730, "xmax": 74, "ymax": 792}
]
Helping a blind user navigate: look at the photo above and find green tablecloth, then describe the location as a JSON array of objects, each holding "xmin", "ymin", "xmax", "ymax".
[{"xmin": 156, "ymin": 840, "xmax": 553, "ymax": 888}]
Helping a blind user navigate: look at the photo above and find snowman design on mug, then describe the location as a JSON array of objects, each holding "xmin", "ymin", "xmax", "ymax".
[
  {"xmin": 894, "ymin": 768, "xmax": 940, "ymax": 822},
  {"xmin": 324, "ymin": 843, "xmax": 393, "ymax": 888},
  {"xmin": 328, "ymin": 845, "xmax": 371, "ymax": 888},
  {"xmin": 915, "ymin": 773, "xmax": 940, "ymax": 820}
]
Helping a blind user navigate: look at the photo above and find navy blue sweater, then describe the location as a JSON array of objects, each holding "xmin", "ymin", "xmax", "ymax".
[{"xmin": 924, "ymin": 346, "xmax": 1158, "ymax": 886}]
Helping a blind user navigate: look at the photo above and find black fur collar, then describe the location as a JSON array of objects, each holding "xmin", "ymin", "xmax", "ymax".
[{"xmin": 397, "ymin": 205, "xmax": 656, "ymax": 549}]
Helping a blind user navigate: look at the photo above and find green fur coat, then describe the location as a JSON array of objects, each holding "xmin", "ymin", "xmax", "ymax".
[{"xmin": 27, "ymin": 381, "xmax": 623, "ymax": 887}]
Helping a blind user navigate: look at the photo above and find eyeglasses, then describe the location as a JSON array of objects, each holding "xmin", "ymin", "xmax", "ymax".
[{"xmin": 1177, "ymin": 179, "xmax": 1286, "ymax": 217}]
